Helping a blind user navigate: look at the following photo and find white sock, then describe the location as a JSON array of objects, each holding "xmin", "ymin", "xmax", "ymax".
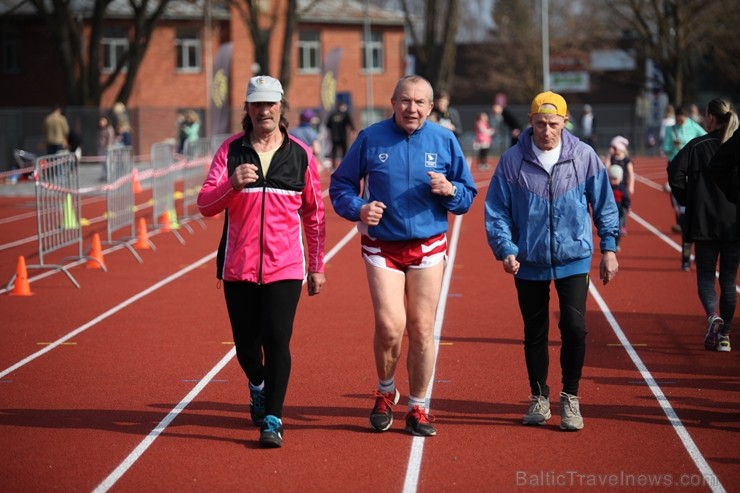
[
  {"xmin": 378, "ymin": 378, "xmax": 395, "ymax": 394},
  {"xmin": 408, "ymin": 395, "xmax": 426, "ymax": 411},
  {"xmin": 249, "ymin": 381, "xmax": 264, "ymax": 392}
]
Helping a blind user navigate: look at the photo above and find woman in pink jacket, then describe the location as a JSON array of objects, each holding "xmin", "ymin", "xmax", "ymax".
[{"xmin": 197, "ymin": 76, "xmax": 326, "ymax": 448}]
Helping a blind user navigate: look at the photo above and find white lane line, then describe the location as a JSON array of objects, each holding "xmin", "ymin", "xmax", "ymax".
[
  {"xmin": 92, "ymin": 226, "xmax": 350, "ymax": 492},
  {"xmin": 589, "ymin": 284, "xmax": 726, "ymax": 493},
  {"xmin": 92, "ymin": 347, "xmax": 236, "ymax": 493},
  {"xmin": 403, "ymin": 214, "xmax": 463, "ymax": 493},
  {"xmin": 0, "ymin": 252, "xmax": 216, "ymax": 379}
]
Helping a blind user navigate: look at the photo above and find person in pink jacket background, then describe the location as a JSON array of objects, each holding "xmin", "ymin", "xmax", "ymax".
[{"xmin": 197, "ymin": 75, "xmax": 326, "ymax": 448}]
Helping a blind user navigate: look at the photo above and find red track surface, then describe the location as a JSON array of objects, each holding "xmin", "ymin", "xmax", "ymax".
[{"xmin": 1, "ymin": 156, "xmax": 738, "ymax": 492}]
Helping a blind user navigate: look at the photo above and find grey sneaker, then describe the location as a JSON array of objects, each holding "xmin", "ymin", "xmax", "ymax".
[
  {"xmin": 704, "ymin": 313, "xmax": 724, "ymax": 350},
  {"xmin": 523, "ymin": 395, "xmax": 551, "ymax": 425},
  {"xmin": 717, "ymin": 334, "xmax": 731, "ymax": 352},
  {"xmin": 559, "ymin": 392, "xmax": 584, "ymax": 431}
]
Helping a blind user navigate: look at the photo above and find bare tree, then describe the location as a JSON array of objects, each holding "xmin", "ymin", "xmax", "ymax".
[
  {"xmin": 606, "ymin": 0, "xmax": 739, "ymax": 104},
  {"xmin": 29, "ymin": 0, "xmax": 174, "ymax": 106},
  {"xmin": 400, "ymin": 0, "xmax": 460, "ymax": 92},
  {"xmin": 230, "ymin": 0, "xmax": 322, "ymax": 94}
]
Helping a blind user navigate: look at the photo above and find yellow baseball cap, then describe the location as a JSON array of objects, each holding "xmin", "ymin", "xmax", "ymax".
[{"xmin": 530, "ymin": 91, "xmax": 568, "ymax": 118}]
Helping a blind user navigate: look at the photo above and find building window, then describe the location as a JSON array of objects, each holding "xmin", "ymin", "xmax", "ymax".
[
  {"xmin": 102, "ymin": 31, "xmax": 129, "ymax": 74},
  {"xmin": 297, "ymin": 31, "xmax": 320, "ymax": 74},
  {"xmin": 176, "ymin": 30, "xmax": 202, "ymax": 73},
  {"xmin": 1, "ymin": 31, "xmax": 21, "ymax": 74},
  {"xmin": 362, "ymin": 31, "xmax": 383, "ymax": 73}
]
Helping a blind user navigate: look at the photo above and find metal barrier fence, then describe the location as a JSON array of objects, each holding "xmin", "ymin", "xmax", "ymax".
[
  {"xmin": 4, "ymin": 141, "xmax": 222, "ymax": 292},
  {"xmin": 104, "ymin": 145, "xmax": 143, "ymax": 263},
  {"xmin": 20, "ymin": 152, "xmax": 105, "ymax": 288},
  {"xmin": 150, "ymin": 140, "xmax": 185, "ymax": 244}
]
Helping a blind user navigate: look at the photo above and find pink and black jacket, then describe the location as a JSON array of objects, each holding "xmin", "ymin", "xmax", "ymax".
[{"xmin": 197, "ymin": 130, "xmax": 325, "ymax": 284}]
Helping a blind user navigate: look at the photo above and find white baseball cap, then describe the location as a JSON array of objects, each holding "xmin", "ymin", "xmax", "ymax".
[{"xmin": 246, "ymin": 76, "xmax": 284, "ymax": 103}]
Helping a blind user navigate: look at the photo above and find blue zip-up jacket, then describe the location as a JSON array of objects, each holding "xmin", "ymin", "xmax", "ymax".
[
  {"xmin": 330, "ymin": 117, "xmax": 477, "ymax": 241},
  {"xmin": 484, "ymin": 127, "xmax": 619, "ymax": 281}
]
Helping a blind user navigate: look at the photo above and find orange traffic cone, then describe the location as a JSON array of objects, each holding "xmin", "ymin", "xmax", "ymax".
[
  {"xmin": 10, "ymin": 256, "xmax": 33, "ymax": 296},
  {"xmin": 159, "ymin": 210, "xmax": 171, "ymax": 232},
  {"xmin": 87, "ymin": 233, "xmax": 106, "ymax": 269},
  {"xmin": 132, "ymin": 168, "xmax": 142, "ymax": 194},
  {"xmin": 134, "ymin": 217, "xmax": 151, "ymax": 250}
]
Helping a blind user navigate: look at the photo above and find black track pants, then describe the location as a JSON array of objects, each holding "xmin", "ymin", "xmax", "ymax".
[
  {"xmin": 514, "ymin": 274, "xmax": 589, "ymax": 398},
  {"xmin": 223, "ymin": 279, "xmax": 302, "ymax": 418}
]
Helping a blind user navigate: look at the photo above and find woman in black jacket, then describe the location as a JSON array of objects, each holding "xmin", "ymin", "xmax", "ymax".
[{"xmin": 668, "ymin": 97, "xmax": 739, "ymax": 352}]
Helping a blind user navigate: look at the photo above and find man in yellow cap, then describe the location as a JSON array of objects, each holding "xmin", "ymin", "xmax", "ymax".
[{"xmin": 484, "ymin": 90, "xmax": 620, "ymax": 431}]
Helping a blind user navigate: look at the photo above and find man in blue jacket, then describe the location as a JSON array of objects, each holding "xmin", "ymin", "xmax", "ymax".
[
  {"xmin": 485, "ymin": 91, "xmax": 619, "ymax": 431},
  {"xmin": 330, "ymin": 75, "xmax": 477, "ymax": 437}
]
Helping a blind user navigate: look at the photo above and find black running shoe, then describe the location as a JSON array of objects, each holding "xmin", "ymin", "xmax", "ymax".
[
  {"xmin": 259, "ymin": 415, "xmax": 283, "ymax": 448},
  {"xmin": 404, "ymin": 405, "xmax": 436, "ymax": 436},
  {"xmin": 369, "ymin": 389, "xmax": 400, "ymax": 431}
]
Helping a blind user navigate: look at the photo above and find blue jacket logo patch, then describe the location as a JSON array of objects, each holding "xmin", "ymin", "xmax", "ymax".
[{"xmin": 425, "ymin": 153, "xmax": 437, "ymax": 167}]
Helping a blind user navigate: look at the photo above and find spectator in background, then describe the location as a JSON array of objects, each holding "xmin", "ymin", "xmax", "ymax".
[
  {"xmin": 493, "ymin": 102, "xmax": 522, "ymax": 148},
  {"xmin": 326, "ymin": 101, "xmax": 355, "ymax": 170},
  {"xmin": 175, "ymin": 110, "xmax": 187, "ymax": 153},
  {"xmin": 116, "ymin": 121, "xmax": 132, "ymax": 147},
  {"xmin": 709, "ymin": 128, "xmax": 740, "ymax": 235},
  {"xmin": 97, "ymin": 115, "xmax": 116, "ymax": 181},
  {"xmin": 690, "ymin": 103, "xmax": 705, "ymax": 127},
  {"xmin": 112, "ymin": 101, "xmax": 132, "ymax": 147},
  {"xmin": 112, "ymin": 102, "xmax": 129, "ymax": 132},
  {"xmin": 668, "ymin": 97, "xmax": 739, "ymax": 352},
  {"xmin": 66, "ymin": 113, "xmax": 82, "ymax": 161},
  {"xmin": 659, "ymin": 105, "xmax": 676, "ymax": 151},
  {"xmin": 608, "ymin": 164, "xmax": 631, "ymax": 251},
  {"xmin": 664, "ymin": 104, "xmax": 707, "ymax": 270},
  {"xmin": 289, "ymin": 109, "xmax": 321, "ymax": 159},
  {"xmin": 565, "ymin": 110, "xmax": 576, "ymax": 134},
  {"xmin": 490, "ymin": 102, "xmax": 505, "ymax": 154},
  {"xmin": 43, "ymin": 103, "xmax": 69, "ymax": 154},
  {"xmin": 580, "ymin": 104, "xmax": 596, "ymax": 150},
  {"xmin": 180, "ymin": 110, "xmax": 200, "ymax": 155},
  {"xmin": 432, "ymin": 90, "xmax": 463, "ymax": 142},
  {"xmin": 473, "ymin": 112, "xmax": 494, "ymax": 170},
  {"xmin": 604, "ymin": 136, "xmax": 635, "ymax": 236}
]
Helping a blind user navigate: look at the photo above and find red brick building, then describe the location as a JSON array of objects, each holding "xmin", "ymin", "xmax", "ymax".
[{"xmin": 0, "ymin": 0, "xmax": 406, "ymax": 159}]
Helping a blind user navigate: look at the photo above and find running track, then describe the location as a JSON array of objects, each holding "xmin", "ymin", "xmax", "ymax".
[{"xmin": 0, "ymin": 156, "xmax": 738, "ymax": 492}]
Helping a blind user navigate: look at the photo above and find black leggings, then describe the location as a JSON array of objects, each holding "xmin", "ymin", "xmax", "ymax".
[
  {"xmin": 514, "ymin": 274, "xmax": 589, "ymax": 398},
  {"xmin": 223, "ymin": 280, "xmax": 302, "ymax": 418}
]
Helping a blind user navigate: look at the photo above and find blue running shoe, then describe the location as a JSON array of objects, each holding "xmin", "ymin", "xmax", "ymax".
[{"xmin": 259, "ymin": 415, "xmax": 283, "ymax": 448}]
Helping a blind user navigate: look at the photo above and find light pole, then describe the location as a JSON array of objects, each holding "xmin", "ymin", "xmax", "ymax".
[
  {"xmin": 364, "ymin": 0, "xmax": 374, "ymax": 124},
  {"xmin": 542, "ymin": 0, "xmax": 549, "ymax": 91}
]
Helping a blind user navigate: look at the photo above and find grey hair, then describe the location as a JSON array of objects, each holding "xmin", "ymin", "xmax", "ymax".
[{"xmin": 391, "ymin": 75, "xmax": 434, "ymax": 102}]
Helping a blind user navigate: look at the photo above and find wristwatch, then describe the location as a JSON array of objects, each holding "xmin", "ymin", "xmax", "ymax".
[{"xmin": 449, "ymin": 185, "xmax": 457, "ymax": 197}]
